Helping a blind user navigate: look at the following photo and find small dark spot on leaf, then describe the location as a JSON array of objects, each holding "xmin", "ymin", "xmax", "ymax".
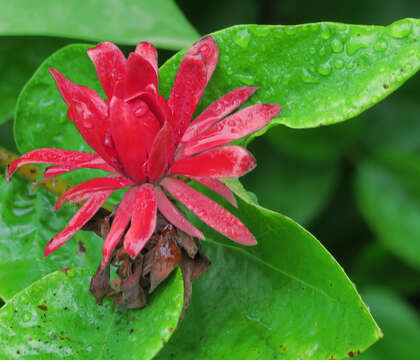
[
  {"xmin": 60, "ymin": 337, "xmax": 65, "ymax": 341},
  {"xmin": 383, "ymin": 83, "xmax": 389, "ymax": 89},
  {"xmin": 78, "ymin": 241, "xmax": 87, "ymax": 255},
  {"xmin": 29, "ymin": 169, "xmax": 37, "ymax": 174},
  {"xmin": 329, "ymin": 357, "xmax": 336, "ymax": 360},
  {"xmin": 60, "ymin": 268, "xmax": 72, "ymax": 275},
  {"xmin": 169, "ymin": 327, "xmax": 173, "ymax": 333},
  {"xmin": 59, "ymin": 346, "xmax": 63, "ymax": 349},
  {"xmin": 279, "ymin": 345, "xmax": 286, "ymax": 352},
  {"xmin": 53, "ymin": 293, "xmax": 57, "ymax": 297},
  {"xmin": 129, "ymin": 329, "xmax": 134, "ymax": 334},
  {"xmin": 51, "ymin": 334, "xmax": 57, "ymax": 341},
  {"xmin": 36, "ymin": 325, "xmax": 41, "ymax": 328},
  {"xmin": 63, "ymin": 307, "xmax": 68, "ymax": 311},
  {"xmin": 37, "ymin": 304, "xmax": 48, "ymax": 311},
  {"xmin": 348, "ymin": 350, "xmax": 360, "ymax": 357},
  {"xmin": 357, "ymin": 33, "xmax": 360, "ymax": 36},
  {"xmin": 28, "ymin": 338, "xmax": 32, "ymax": 342}
]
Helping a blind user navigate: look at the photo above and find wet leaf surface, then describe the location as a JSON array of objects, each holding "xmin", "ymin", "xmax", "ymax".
[
  {"xmin": 0, "ymin": 175, "xmax": 102, "ymax": 301},
  {"xmin": 155, "ymin": 181, "xmax": 382, "ymax": 360},
  {"xmin": 160, "ymin": 19, "xmax": 420, "ymax": 136},
  {"xmin": 0, "ymin": 267, "xmax": 184, "ymax": 360},
  {"xmin": 355, "ymin": 151, "xmax": 420, "ymax": 269},
  {"xmin": 0, "ymin": 0, "xmax": 198, "ymax": 49}
]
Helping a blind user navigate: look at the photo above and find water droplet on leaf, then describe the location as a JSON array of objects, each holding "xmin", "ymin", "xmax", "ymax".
[
  {"xmin": 317, "ymin": 62, "xmax": 332, "ymax": 76},
  {"xmin": 331, "ymin": 38, "xmax": 344, "ymax": 53},
  {"xmin": 387, "ymin": 19, "xmax": 412, "ymax": 39},
  {"xmin": 374, "ymin": 39, "xmax": 388, "ymax": 52}
]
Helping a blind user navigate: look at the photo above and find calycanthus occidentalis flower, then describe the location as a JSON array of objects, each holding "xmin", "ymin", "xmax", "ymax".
[{"xmin": 8, "ymin": 36, "xmax": 281, "ymax": 293}]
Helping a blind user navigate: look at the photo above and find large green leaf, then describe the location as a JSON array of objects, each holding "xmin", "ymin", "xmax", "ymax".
[
  {"xmin": 355, "ymin": 151, "xmax": 420, "ymax": 269},
  {"xmin": 0, "ymin": 0, "xmax": 198, "ymax": 50},
  {"xmin": 242, "ymin": 139, "xmax": 338, "ymax": 225},
  {"xmin": 357, "ymin": 288, "xmax": 420, "ymax": 360},
  {"xmin": 0, "ymin": 37, "xmax": 69, "ymax": 124},
  {"xmin": 159, "ymin": 18, "xmax": 420, "ymax": 133},
  {"xmin": 156, "ymin": 183, "xmax": 381, "ymax": 360},
  {"xmin": 0, "ymin": 175, "xmax": 102, "ymax": 301},
  {"xmin": 0, "ymin": 267, "xmax": 184, "ymax": 359}
]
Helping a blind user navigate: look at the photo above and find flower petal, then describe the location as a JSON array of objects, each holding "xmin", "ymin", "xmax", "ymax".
[
  {"xmin": 44, "ymin": 191, "xmax": 112, "ymax": 257},
  {"xmin": 50, "ymin": 69, "xmax": 120, "ymax": 170},
  {"xmin": 161, "ymin": 178, "xmax": 255, "ymax": 245},
  {"xmin": 168, "ymin": 53, "xmax": 207, "ymax": 141},
  {"xmin": 180, "ymin": 104, "xmax": 281, "ymax": 157},
  {"xmin": 170, "ymin": 146, "xmax": 256, "ymax": 178},
  {"xmin": 123, "ymin": 52, "xmax": 158, "ymax": 100},
  {"xmin": 124, "ymin": 184, "xmax": 157, "ymax": 258},
  {"xmin": 147, "ymin": 121, "xmax": 176, "ymax": 183},
  {"xmin": 109, "ymin": 97, "xmax": 160, "ymax": 183},
  {"xmin": 43, "ymin": 155, "xmax": 115, "ymax": 179},
  {"xmin": 182, "ymin": 86, "xmax": 258, "ymax": 143},
  {"xmin": 187, "ymin": 36, "xmax": 219, "ymax": 83},
  {"xmin": 54, "ymin": 176, "xmax": 133, "ymax": 210},
  {"xmin": 135, "ymin": 42, "xmax": 158, "ymax": 80},
  {"xmin": 100, "ymin": 187, "xmax": 137, "ymax": 269},
  {"xmin": 87, "ymin": 42, "xmax": 127, "ymax": 99},
  {"xmin": 189, "ymin": 176, "xmax": 237, "ymax": 207},
  {"xmin": 7, "ymin": 149, "xmax": 107, "ymax": 181},
  {"xmin": 155, "ymin": 186, "xmax": 204, "ymax": 239}
]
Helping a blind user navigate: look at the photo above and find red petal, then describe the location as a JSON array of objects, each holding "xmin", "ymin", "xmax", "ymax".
[
  {"xmin": 124, "ymin": 184, "xmax": 157, "ymax": 258},
  {"xmin": 155, "ymin": 186, "xmax": 204, "ymax": 239},
  {"xmin": 189, "ymin": 176, "xmax": 237, "ymax": 207},
  {"xmin": 43, "ymin": 156, "xmax": 115, "ymax": 179},
  {"xmin": 44, "ymin": 191, "xmax": 112, "ymax": 257},
  {"xmin": 54, "ymin": 176, "xmax": 133, "ymax": 210},
  {"xmin": 180, "ymin": 104, "xmax": 281, "ymax": 157},
  {"xmin": 7, "ymin": 149, "xmax": 107, "ymax": 181},
  {"xmin": 87, "ymin": 42, "xmax": 127, "ymax": 99},
  {"xmin": 182, "ymin": 87, "xmax": 257, "ymax": 143},
  {"xmin": 123, "ymin": 52, "xmax": 158, "ymax": 100},
  {"xmin": 50, "ymin": 69, "xmax": 120, "ymax": 170},
  {"xmin": 161, "ymin": 178, "xmax": 255, "ymax": 245},
  {"xmin": 170, "ymin": 146, "xmax": 256, "ymax": 178},
  {"xmin": 109, "ymin": 97, "xmax": 160, "ymax": 183},
  {"xmin": 147, "ymin": 121, "xmax": 176, "ymax": 183},
  {"xmin": 135, "ymin": 42, "xmax": 158, "ymax": 81},
  {"xmin": 168, "ymin": 53, "xmax": 207, "ymax": 141},
  {"xmin": 187, "ymin": 36, "xmax": 219, "ymax": 83},
  {"xmin": 100, "ymin": 187, "xmax": 137, "ymax": 269}
]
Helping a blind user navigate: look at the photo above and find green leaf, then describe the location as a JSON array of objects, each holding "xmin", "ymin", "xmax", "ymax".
[
  {"xmin": 242, "ymin": 139, "xmax": 338, "ymax": 225},
  {"xmin": 0, "ymin": 175, "xmax": 102, "ymax": 301},
  {"xmin": 0, "ymin": 0, "xmax": 199, "ymax": 50},
  {"xmin": 0, "ymin": 267, "xmax": 184, "ymax": 359},
  {"xmin": 357, "ymin": 288, "xmax": 420, "ymax": 360},
  {"xmin": 159, "ymin": 18, "xmax": 420, "ymax": 134},
  {"xmin": 156, "ymin": 185, "xmax": 382, "ymax": 360},
  {"xmin": 355, "ymin": 151, "xmax": 420, "ymax": 269},
  {"xmin": 0, "ymin": 37, "xmax": 69, "ymax": 124}
]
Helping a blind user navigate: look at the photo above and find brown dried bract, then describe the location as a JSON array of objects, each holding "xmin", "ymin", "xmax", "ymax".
[{"xmin": 88, "ymin": 209, "xmax": 211, "ymax": 315}]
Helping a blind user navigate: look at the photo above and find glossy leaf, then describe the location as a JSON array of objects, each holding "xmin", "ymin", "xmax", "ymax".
[
  {"xmin": 159, "ymin": 19, "xmax": 420, "ymax": 137},
  {"xmin": 0, "ymin": 267, "xmax": 184, "ymax": 359},
  {"xmin": 0, "ymin": 176, "xmax": 102, "ymax": 301},
  {"xmin": 355, "ymin": 151, "xmax": 420, "ymax": 269},
  {"xmin": 0, "ymin": 37, "xmax": 68, "ymax": 124},
  {"xmin": 357, "ymin": 288, "xmax": 420, "ymax": 360},
  {"xmin": 0, "ymin": 0, "xmax": 199, "ymax": 50},
  {"xmin": 156, "ymin": 181, "xmax": 381, "ymax": 360}
]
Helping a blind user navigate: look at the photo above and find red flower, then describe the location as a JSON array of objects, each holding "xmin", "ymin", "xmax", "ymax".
[{"xmin": 8, "ymin": 37, "xmax": 281, "ymax": 268}]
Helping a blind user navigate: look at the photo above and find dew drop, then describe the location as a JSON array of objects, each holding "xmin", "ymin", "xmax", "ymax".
[
  {"xmin": 374, "ymin": 39, "xmax": 388, "ymax": 52},
  {"xmin": 300, "ymin": 67, "xmax": 319, "ymax": 84},
  {"xmin": 346, "ymin": 36, "xmax": 368, "ymax": 56},
  {"xmin": 234, "ymin": 29, "xmax": 251, "ymax": 48},
  {"xmin": 317, "ymin": 62, "xmax": 332, "ymax": 76},
  {"xmin": 0, "ymin": 306, "xmax": 14, "ymax": 320},
  {"xmin": 22, "ymin": 311, "xmax": 33, "ymax": 322},
  {"xmin": 309, "ymin": 47, "xmax": 316, "ymax": 55},
  {"xmin": 330, "ymin": 38, "xmax": 344, "ymax": 53},
  {"xmin": 387, "ymin": 19, "xmax": 412, "ymax": 39},
  {"xmin": 320, "ymin": 24, "xmax": 331, "ymax": 40},
  {"xmin": 319, "ymin": 47, "xmax": 326, "ymax": 56},
  {"xmin": 333, "ymin": 58, "xmax": 344, "ymax": 69}
]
